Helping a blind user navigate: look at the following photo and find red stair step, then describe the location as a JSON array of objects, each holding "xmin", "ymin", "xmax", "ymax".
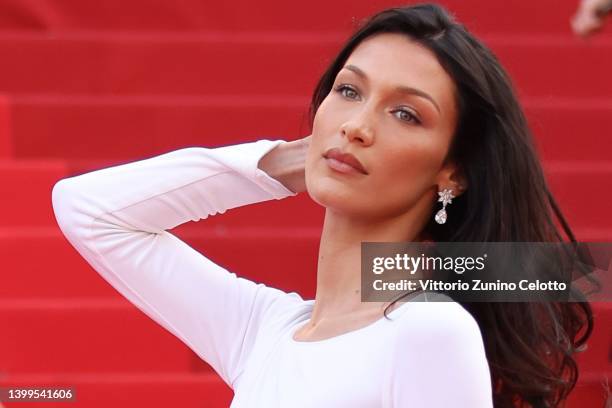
[
  {"xmin": 528, "ymin": 99, "xmax": 612, "ymax": 162},
  {"xmin": 572, "ymin": 228, "xmax": 612, "ymax": 241},
  {"xmin": 10, "ymin": 95, "xmax": 309, "ymax": 160},
  {"xmin": 0, "ymin": 299, "xmax": 212, "ymax": 373},
  {"xmin": 0, "ymin": 0, "xmax": 608, "ymax": 35},
  {"xmin": 0, "ymin": 372, "xmax": 232, "ymax": 408},
  {"xmin": 0, "ymin": 34, "xmax": 329, "ymax": 96},
  {"xmin": 566, "ymin": 371, "xmax": 612, "ymax": 408},
  {"xmin": 544, "ymin": 163, "xmax": 612, "ymax": 231},
  {"xmin": 0, "ymin": 35, "xmax": 610, "ymax": 98},
  {"xmin": 0, "ymin": 228, "xmax": 320, "ymax": 299},
  {"xmin": 0, "ymin": 228, "xmax": 123, "ymax": 299},
  {"xmin": 0, "ymin": 95, "xmax": 12, "ymax": 157},
  {"xmin": 0, "ymin": 159, "xmax": 68, "ymax": 227}
]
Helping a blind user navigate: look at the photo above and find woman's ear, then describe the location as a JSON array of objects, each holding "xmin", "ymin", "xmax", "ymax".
[{"xmin": 435, "ymin": 161, "xmax": 468, "ymax": 197}]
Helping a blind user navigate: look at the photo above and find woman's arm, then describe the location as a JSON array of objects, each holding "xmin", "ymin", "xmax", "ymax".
[{"xmin": 51, "ymin": 138, "xmax": 307, "ymax": 388}]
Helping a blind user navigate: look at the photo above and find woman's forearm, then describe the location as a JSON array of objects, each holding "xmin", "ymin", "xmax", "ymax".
[{"xmin": 257, "ymin": 136, "xmax": 310, "ymax": 194}]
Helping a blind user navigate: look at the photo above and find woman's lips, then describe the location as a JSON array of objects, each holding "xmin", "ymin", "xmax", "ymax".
[
  {"xmin": 323, "ymin": 148, "xmax": 368, "ymax": 175},
  {"xmin": 325, "ymin": 156, "xmax": 367, "ymax": 174}
]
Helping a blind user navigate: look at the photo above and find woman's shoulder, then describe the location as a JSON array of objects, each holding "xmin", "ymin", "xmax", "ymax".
[
  {"xmin": 384, "ymin": 297, "xmax": 493, "ymax": 405},
  {"xmin": 259, "ymin": 286, "xmax": 313, "ymax": 323}
]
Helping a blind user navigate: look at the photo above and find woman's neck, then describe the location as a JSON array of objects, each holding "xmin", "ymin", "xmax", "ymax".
[{"xmin": 307, "ymin": 208, "xmax": 426, "ymax": 326}]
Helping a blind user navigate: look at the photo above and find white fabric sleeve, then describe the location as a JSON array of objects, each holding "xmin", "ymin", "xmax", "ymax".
[
  {"xmin": 51, "ymin": 139, "xmax": 300, "ymax": 388},
  {"xmin": 382, "ymin": 302, "xmax": 494, "ymax": 407}
]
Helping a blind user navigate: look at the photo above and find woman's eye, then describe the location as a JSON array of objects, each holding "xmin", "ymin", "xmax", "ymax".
[
  {"xmin": 334, "ymin": 84, "xmax": 360, "ymax": 100},
  {"xmin": 392, "ymin": 108, "xmax": 421, "ymax": 125}
]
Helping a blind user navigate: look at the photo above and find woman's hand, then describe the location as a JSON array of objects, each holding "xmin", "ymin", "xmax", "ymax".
[
  {"xmin": 571, "ymin": 0, "xmax": 612, "ymax": 37},
  {"xmin": 257, "ymin": 135, "xmax": 311, "ymax": 194}
]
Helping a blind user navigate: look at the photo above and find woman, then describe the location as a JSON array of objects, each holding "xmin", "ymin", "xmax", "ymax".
[{"xmin": 51, "ymin": 3, "xmax": 592, "ymax": 407}]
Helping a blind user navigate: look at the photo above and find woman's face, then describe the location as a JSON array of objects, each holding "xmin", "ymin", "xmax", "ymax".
[{"xmin": 305, "ymin": 32, "xmax": 460, "ymax": 221}]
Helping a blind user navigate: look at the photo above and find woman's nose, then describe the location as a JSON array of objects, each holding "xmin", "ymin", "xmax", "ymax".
[{"xmin": 340, "ymin": 116, "xmax": 375, "ymax": 146}]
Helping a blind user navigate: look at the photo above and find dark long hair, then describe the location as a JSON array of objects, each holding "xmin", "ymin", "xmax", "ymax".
[{"xmin": 307, "ymin": 4, "xmax": 594, "ymax": 407}]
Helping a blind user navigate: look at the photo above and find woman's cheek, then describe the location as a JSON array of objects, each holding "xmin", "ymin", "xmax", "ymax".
[{"xmin": 382, "ymin": 150, "xmax": 437, "ymax": 196}]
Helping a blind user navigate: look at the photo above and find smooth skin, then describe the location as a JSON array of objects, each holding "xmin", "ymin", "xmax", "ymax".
[{"xmin": 258, "ymin": 32, "xmax": 467, "ymax": 341}]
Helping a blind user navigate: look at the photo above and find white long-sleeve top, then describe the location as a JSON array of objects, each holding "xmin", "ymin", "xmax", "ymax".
[{"xmin": 51, "ymin": 138, "xmax": 493, "ymax": 407}]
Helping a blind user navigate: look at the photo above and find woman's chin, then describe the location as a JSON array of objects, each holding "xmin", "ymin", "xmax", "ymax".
[
  {"xmin": 305, "ymin": 185, "xmax": 366, "ymax": 215},
  {"xmin": 306, "ymin": 178, "xmax": 348, "ymax": 202}
]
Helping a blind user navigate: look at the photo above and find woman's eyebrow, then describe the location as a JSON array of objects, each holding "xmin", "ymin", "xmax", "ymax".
[{"xmin": 342, "ymin": 64, "xmax": 441, "ymax": 114}]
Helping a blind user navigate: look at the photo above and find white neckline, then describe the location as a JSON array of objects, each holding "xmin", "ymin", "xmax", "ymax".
[{"xmin": 288, "ymin": 300, "xmax": 413, "ymax": 345}]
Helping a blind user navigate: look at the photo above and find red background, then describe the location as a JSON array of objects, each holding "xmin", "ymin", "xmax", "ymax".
[{"xmin": 0, "ymin": 1, "xmax": 610, "ymax": 406}]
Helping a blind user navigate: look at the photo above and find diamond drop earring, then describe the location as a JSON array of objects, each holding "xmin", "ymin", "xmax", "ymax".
[{"xmin": 434, "ymin": 188, "xmax": 454, "ymax": 224}]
